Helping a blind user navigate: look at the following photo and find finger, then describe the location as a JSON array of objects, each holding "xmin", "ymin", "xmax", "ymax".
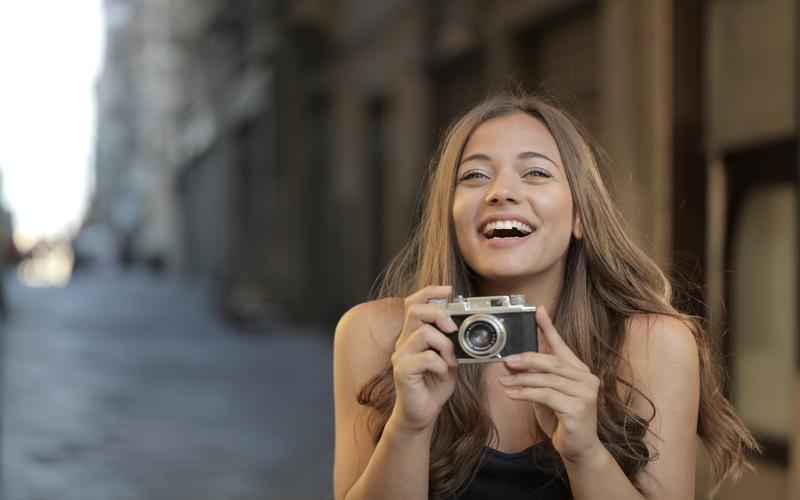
[
  {"xmin": 504, "ymin": 387, "xmax": 577, "ymax": 414},
  {"xmin": 498, "ymin": 372, "xmax": 588, "ymax": 398},
  {"xmin": 406, "ymin": 303, "xmax": 458, "ymax": 335},
  {"xmin": 536, "ymin": 323, "xmax": 554, "ymax": 354},
  {"xmin": 398, "ymin": 350, "xmax": 450, "ymax": 377},
  {"xmin": 405, "ymin": 285, "xmax": 453, "ymax": 307},
  {"xmin": 504, "ymin": 352, "xmax": 587, "ymax": 381},
  {"xmin": 400, "ymin": 325, "xmax": 457, "ymax": 366},
  {"xmin": 536, "ymin": 306, "xmax": 587, "ymax": 370},
  {"xmin": 397, "ymin": 288, "xmax": 455, "ymax": 348}
]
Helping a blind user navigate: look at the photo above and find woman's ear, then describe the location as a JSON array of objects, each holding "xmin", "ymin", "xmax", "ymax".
[{"xmin": 573, "ymin": 214, "xmax": 583, "ymax": 240}]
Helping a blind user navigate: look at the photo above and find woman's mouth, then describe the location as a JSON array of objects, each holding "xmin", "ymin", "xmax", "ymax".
[
  {"xmin": 478, "ymin": 221, "xmax": 536, "ymax": 248},
  {"xmin": 480, "ymin": 219, "xmax": 534, "ymax": 237}
]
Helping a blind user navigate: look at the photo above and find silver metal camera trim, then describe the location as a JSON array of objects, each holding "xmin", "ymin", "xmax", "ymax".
[
  {"xmin": 458, "ymin": 314, "xmax": 507, "ymax": 361},
  {"xmin": 428, "ymin": 295, "xmax": 537, "ymax": 365},
  {"xmin": 437, "ymin": 295, "xmax": 537, "ymax": 316}
]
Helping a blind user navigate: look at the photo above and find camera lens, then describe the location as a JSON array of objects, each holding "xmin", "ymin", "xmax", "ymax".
[
  {"xmin": 458, "ymin": 314, "xmax": 507, "ymax": 359},
  {"xmin": 465, "ymin": 322, "xmax": 496, "ymax": 351}
]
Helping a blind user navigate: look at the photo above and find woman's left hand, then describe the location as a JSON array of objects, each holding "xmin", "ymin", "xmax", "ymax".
[{"xmin": 499, "ymin": 306, "xmax": 603, "ymax": 465}]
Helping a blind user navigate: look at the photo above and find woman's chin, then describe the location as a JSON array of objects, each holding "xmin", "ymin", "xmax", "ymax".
[
  {"xmin": 470, "ymin": 257, "xmax": 565, "ymax": 287},
  {"xmin": 474, "ymin": 265, "xmax": 538, "ymax": 284}
]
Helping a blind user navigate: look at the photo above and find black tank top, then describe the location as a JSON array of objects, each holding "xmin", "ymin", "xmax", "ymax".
[{"xmin": 454, "ymin": 441, "xmax": 572, "ymax": 500}]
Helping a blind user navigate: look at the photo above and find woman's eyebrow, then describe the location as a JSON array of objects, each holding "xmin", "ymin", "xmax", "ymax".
[
  {"xmin": 459, "ymin": 151, "xmax": 560, "ymax": 168},
  {"xmin": 517, "ymin": 151, "xmax": 558, "ymax": 166},
  {"xmin": 459, "ymin": 153, "xmax": 491, "ymax": 166}
]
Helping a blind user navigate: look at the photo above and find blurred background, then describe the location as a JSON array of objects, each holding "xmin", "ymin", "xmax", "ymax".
[{"xmin": 0, "ymin": 0, "xmax": 797, "ymax": 499}]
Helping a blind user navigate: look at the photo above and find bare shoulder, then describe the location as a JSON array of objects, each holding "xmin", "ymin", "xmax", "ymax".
[
  {"xmin": 333, "ymin": 298, "xmax": 404, "ymax": 418},
  {"xmin": 624, "ymin": 314, "xmax": 700, "ymax": 371},
  {"xmin": 621, "ymin": 316, "xmax": 702, "ymax": 498},
  {"xmin": 335, "ymin": 297, "xmax": 405, "ymax": 355},
  {"xmin": 334, "ymin": 298, "xmax": 405, "ymax": 386},
  {"xmin": 620, "ymin": 313, "xmax": 701, "ymax": 413},
  {"xmin": 332, "ymin": 299, "xmax": 405, "ymax": 500}
]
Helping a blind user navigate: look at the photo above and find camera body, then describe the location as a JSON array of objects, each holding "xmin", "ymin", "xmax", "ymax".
[{"xmin": 430, "ymin": 295, "xmax": 537, "ymax": 364}]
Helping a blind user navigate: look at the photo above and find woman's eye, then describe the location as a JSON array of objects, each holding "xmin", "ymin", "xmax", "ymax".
[
  {"xmin": 523, "ymin": 168, "xmax": 551, "ymax": 179},
  {"xmin": 460, "ymin": 171, "xmax": 489, "ymax": 181}
]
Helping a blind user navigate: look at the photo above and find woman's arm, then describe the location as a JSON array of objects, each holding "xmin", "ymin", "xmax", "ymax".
[
  {"xmin": 564, "ymin": 315, "xmax": 701, "ymax": 500},
  {"xmin": 500, "ymin": 310, "xmax": 700, "ymax": 500},
  {"xmin": 333, "ymin": 290, "xmax": 458, "ymax": 500},
  {"xmin": 333, "ymin": 301, "xmax": 431, "ymax": 500},
  {"xmin": 340, "ymin": 414, "xmax": 436, "ymax": 500}
]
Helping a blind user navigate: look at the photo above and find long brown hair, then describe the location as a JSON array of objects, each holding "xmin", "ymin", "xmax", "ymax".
[{"xmin": 358, "ymin": 93, "xmax": 759, "ymax": 499}]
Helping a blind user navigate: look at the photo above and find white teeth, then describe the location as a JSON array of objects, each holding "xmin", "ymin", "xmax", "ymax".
[{"xmin": 481, "ymin": 219, "xmax": 534, "ymax": 237}]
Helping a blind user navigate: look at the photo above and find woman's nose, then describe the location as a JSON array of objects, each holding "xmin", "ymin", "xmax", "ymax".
[{"xmin": 485, "ymin": 177, "xmax": 520, "ymax": 205}]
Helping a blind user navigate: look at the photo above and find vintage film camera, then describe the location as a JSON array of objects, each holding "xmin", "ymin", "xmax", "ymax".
[{"xmin": 429, "ymin": 295, "xmax": 538, "ymax": 364}]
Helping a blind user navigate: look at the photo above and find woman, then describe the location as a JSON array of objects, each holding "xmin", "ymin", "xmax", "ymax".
[{"xmin": 333, "ymin": 94, "xmax": 758, "ymax": 500}]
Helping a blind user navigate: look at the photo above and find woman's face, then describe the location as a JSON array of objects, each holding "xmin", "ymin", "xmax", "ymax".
[{"xmin": 451, "ymin": 112, "xmax": 580, "ymax": 283}]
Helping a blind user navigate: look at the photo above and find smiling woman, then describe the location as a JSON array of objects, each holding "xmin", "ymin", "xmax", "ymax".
[
  {"xmin": 332, "ymin": 93, "xmax": 761, "ymax": 500},
  {"xmin": 452, "ymin": 113, "xmax": 579, "ymax": 287}
]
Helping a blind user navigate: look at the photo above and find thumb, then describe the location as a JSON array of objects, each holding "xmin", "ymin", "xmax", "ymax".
[
  {"xmin": 535, "ymin": 307, "xmax": 554, "ymax": 354},
  {"xmin": 533, "ymin": 402, "xmax": 557, "ymax": 437},
  {"xmin": 537, "ymin": 326, "xmax": 553, "ymax": 354}
]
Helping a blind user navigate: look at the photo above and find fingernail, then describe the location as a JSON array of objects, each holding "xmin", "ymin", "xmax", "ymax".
[
  {"xmin": 498, "ymin": 376, "xmax": 513, "ymax": 385},
  {"xmin": 447, "ymin": 318, "xmax": 458, "ymax": 332},
  {"xmin": 504, "ymin": 355, "xmax": 520, "ymax": 365}
]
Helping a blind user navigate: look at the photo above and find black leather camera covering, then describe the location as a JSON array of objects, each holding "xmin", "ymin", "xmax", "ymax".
[{"xmin": 447, "ymin": 311, "xmax": 538, "ymax": 361}]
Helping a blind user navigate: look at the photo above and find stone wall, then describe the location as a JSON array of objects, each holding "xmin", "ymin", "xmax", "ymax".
[
  {"xmin": 91, "ymin": 2, "xmax": 798, "ymax": 494},
  {"xmin": 702, "ymin": 0, "xmax": 797, "ymax": 496},
  {"xmin": 92, "ymin": 1, "xmax": 275, "ymax": 286}
]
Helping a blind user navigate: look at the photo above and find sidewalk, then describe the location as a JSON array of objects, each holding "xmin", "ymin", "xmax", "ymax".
[{"xmin": 2, "ymin": 269, "xmax": 334, "ymax": 500}]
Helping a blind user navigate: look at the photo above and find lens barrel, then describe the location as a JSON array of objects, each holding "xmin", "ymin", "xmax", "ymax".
[{"xmin": 458, "ymin": 314, "xmax": 507, "ymax": 359}]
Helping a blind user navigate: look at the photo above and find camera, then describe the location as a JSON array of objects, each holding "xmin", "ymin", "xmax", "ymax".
[{"xmin": 429, "ymin": 295, "xmax": 538, "ymax": 364}]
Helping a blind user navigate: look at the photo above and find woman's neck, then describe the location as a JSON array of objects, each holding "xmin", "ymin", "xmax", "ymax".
[{"xmin": 475, "ymin": 265, "xmax": 564, "ymax": 315}]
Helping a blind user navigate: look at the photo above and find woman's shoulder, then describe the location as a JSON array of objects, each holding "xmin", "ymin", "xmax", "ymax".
[
  {"xmin": 334, "ymin": 297, "xmax": 405, "ymax": 356},
  {"xmin": 623, "ymin": 314, "xmax": 698, "ymax": 362},
  {"xmin": 620, "ymin": 313, "xmax": 700, "ymax": 400}
]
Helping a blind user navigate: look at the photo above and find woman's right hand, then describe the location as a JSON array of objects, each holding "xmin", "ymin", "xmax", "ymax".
[{"xmin": 389, "ymin": 285, "xmax": 459, "ymax": 435}]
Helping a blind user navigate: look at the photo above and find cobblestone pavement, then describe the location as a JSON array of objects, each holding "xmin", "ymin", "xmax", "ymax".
[{"xmin": 2, "ymin": 269, "xmax": 335, "ymax": 500}]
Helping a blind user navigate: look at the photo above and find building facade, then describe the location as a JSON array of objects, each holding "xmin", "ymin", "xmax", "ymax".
[
  {"xmin": 91, "ymin": 0, "xmax": 798, "ymax": 496},
  {"xmin": 272, "ymin": 0, "xmax": 798, "ymax": 496}
]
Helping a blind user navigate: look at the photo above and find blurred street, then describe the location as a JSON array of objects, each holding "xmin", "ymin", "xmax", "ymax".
[
  {"xmin": 0, "ymin": 1, "xmax": 795, "ymax": 498},
  {"xmin": 2, "ymin": 270, "xmax": 334, "ymax": 500}
]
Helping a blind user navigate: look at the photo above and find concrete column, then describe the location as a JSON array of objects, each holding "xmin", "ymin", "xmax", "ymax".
[
  {"xmin": 599, "ymin": 0, "xmax": 673, "ymax": 268},
  {"xmin": 793, "ymin": 1, "xmax": 800, "ymax": 496},
  {"xmin": 792, "ymin": 378, "xmax": 799, "ymax": 499},
  {"xmin": 484, "ymin": 11, "xmax": 514, "ymax": 93}
]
